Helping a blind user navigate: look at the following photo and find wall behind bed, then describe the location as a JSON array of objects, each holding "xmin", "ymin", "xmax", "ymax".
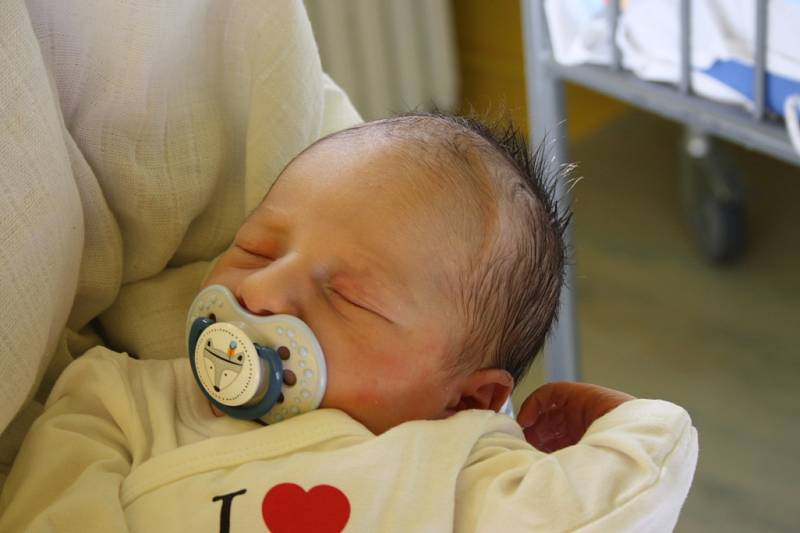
[{"xmin": 453, "ymin": 0, "xmax": 629, "ymax": 141}]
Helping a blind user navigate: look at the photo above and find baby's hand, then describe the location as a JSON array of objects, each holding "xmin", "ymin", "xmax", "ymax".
[{"xmin": 516, "ymin": 382, "xmax": 635, "ymax": 453}]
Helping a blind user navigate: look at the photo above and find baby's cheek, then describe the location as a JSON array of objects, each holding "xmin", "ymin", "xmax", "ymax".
[
  {"xmin": 321, "ymin": 369, "xmax": 403, "ymax": 415},
  {"xmin": 319, "ymin": 333, "xmax": 451, "ymax": 423},
  {"xmin": 343, "ymin": 368, "xmax": 396, "ymax": 406},
  {"xmin": 201, "ymin": 260, "xmax": 240, "ymax": 290}
]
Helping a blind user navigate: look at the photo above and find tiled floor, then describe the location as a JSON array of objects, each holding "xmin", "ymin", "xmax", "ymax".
[{"xmin": 512, "ymin": 110, "xmax": 800, "ymax": 532}]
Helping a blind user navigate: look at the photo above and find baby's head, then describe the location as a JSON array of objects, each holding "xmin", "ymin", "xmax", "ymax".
[{"xmin": 204, "ymin": 113, "xmax": 568, "ymax": 434}]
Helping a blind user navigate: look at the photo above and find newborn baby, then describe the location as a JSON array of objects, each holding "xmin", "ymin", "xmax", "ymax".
[
  {"xmin": 0, "ymin": 114, "xmax": 697, "ymax": 533},
  {"xmin": 202, "ymin": 113, "xmax": 567, "ymax": 434}
]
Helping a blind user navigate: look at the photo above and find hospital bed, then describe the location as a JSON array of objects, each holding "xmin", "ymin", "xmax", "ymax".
[{"xmin": 522, "ymin": 0, "xmax": 800, "ymax": 381}]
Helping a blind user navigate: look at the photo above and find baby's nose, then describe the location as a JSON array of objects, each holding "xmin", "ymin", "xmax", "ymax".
[
  {"xmin": 235, "ymin": 258, "xmax": 306, "ymax": 318},
  {"xmin": 235, "ymin": 293, "xmax": 273, "ymax": 316}
]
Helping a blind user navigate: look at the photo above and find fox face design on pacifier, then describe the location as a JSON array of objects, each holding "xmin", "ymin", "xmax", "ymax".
[{"xmin": 186, "ymin": 285, "xmax": 327, "ymax": 424}]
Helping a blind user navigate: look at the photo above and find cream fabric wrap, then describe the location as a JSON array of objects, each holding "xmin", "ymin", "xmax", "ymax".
[{"xmin": 0, "ymin": 0, "xmax": 361, "ymax": 481}]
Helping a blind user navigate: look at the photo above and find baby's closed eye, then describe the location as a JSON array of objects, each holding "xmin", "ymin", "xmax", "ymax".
[
  {"xmin": 232, "ymin": 244, "xmax": 274, "ymax": 267},
  {"xmin": 328, "ymin": 288, "xmax": 393, "ymax": 324},
  {"xmin": 329, "ymin": 289, "xmax": 369, "ymax": 312}
]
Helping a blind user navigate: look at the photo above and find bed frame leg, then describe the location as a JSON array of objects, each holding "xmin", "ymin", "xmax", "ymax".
[{"xmin": 522, "ymin": 0, "xmax": 580, "ymax": 382}]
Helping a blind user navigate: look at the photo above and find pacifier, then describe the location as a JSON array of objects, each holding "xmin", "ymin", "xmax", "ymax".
[{"xmin": 186, "ymin": 284, "xmax": 327, "ymax": 424}]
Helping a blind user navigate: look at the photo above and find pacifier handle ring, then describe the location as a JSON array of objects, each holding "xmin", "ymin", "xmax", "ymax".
[{"xmin": 188, "ymin": 317, "xmax": 284, "ymax": 420}]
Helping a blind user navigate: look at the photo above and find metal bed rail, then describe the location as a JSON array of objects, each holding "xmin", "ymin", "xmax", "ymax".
[{"xmin": 522, "ymin": 0, "xmax": 800, "ymax": 382}]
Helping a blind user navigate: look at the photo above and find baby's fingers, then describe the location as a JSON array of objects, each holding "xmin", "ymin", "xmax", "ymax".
[
  {"xmin": 517, "ymin": 382, "xmax": 636, "ymax": 452},
  {"xmin": 516, "ymin": 381, "xmax": 571, "ymax": 429}
]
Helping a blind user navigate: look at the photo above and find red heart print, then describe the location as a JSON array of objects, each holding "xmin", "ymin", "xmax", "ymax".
[{"xmin": 262, "ymin": 483, "xmax": 350, "ymax": 533}]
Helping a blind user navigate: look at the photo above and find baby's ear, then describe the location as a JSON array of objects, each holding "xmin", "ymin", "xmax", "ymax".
[{"xmin": 453, "ymin": 368, "xmax": 514, "ymax": 412}]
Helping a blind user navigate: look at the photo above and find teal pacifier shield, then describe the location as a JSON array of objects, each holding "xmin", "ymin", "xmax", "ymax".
[{"xmin": 186, "ymin": 285, "xmax": 327, "ymax": 424}]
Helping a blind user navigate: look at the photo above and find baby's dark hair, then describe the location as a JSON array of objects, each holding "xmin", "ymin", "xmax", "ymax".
[{"xmin": 321, "ymin": 112, "xmax": 571, "ymax": 385}]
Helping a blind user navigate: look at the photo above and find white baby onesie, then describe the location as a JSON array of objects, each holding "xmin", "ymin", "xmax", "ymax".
[{"xmin": 0, "ymin": 348, "xmax": 697, "ymax": 532}]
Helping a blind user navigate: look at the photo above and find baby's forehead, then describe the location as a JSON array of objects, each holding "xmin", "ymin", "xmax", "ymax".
[
  {"xmin": 278, "ymin": 131, "xmax": 464, "ymax": 206},
  {"xmin": 338, "ymin": 122, "xmax": 497, "ymax": 200},
  {"xmin": 265, "ymin": 118, "xmax": 505, "ymax": 261}
]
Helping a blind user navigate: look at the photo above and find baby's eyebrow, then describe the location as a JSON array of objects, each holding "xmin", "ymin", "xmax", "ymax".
[
  {"xmin": 237, "ymin": 207, "xmax": 289, "ymax": 248},
  {"xmin": 248, "ymin": 204, "xmax": 290, "ymax": 229}
]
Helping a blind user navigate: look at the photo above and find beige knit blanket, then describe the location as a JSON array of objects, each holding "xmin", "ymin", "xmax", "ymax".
[{"xmin": 0, "ymin": 0, "xmax": 360, "ymax": 484}]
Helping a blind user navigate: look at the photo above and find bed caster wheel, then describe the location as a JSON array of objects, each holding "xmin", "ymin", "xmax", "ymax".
[
  {"xmin": 681, "ymin": 131, "xmax": 747, "ymax": 265},
  {"xmin": 694, "ymin": 198, "xmax": 746, "ymax": 264}
]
